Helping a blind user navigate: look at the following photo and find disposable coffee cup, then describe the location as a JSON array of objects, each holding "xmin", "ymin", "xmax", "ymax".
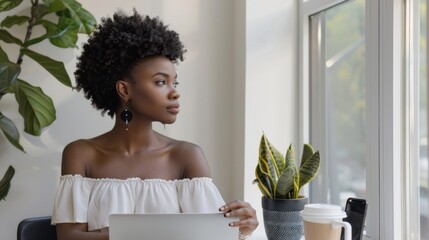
[{"xmin": 300, "ymin": 204, "xmax": 351, "ymax": 240}]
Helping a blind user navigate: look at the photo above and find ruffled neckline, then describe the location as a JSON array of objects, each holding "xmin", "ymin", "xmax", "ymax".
[{"xmin": 60, "ymin": 174, "xmax": 213, "ymax": 183}]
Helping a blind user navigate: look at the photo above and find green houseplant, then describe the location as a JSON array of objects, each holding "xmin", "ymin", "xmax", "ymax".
[
  {"xmin": 0, "ymin": 0, "xmax": 96, "ymax": 201},
  {"xmin": 254, "ymin": 133, "xmax": 320, "ymax": 240}
]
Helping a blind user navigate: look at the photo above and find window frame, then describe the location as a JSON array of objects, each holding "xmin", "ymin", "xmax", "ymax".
[
  {"xmin": 299, "ymin": 0, "xmax": 405, "ymax": 239},
  {"xmin": 405, "ymin": 0, "xmax": 422, "ymax": 238}
]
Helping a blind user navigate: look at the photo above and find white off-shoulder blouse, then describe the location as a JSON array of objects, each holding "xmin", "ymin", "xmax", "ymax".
[{"xmin": 51, "ymin": 175, "xmax": 225, "ymax": 231}]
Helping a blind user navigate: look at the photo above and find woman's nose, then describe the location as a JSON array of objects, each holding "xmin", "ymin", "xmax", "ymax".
[{"xmin": 169, "ymin": 89, "xmax": 180, "ymax": 100}]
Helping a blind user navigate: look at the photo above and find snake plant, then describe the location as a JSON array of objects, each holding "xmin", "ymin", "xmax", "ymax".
[{"xmin": 254, "ymin": 133, "xmax": 320, "ymax": 199}]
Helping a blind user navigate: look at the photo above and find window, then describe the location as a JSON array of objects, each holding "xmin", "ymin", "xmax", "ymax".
[
  {"xmin": 308, "ymin": 0, "xmax": 366, "ymax": 206},
  {"xmin": 301, "ymin": 0, "xmax": 404, "ymax": 239}
]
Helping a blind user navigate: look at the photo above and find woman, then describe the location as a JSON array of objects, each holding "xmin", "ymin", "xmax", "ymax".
[{"xmin": 51, "ymin": 10, "xmax": 258, "ymax": 240}]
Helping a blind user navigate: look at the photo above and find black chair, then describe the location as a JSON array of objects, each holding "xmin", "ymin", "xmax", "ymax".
[{"xmin": 17, "ymin": 216, "xmax": 57, "ymax": 240}]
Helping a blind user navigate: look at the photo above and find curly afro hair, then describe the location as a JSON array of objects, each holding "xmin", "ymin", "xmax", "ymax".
[{"xmin": 75, "ymin": 10, "xmax": 186, "ymax": 117}]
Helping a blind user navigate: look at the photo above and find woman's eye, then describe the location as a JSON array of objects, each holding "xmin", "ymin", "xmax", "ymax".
[
  {"xmin": 155, "ymin": 80, "xmax": 166, "ymax": 86},
  {"xmin": 173, "ymin": 81, "xmax": 179, "ymax": 88}
]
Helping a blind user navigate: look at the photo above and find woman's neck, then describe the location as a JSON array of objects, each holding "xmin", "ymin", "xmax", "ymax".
[{"xmin": 108, "ymin": 117, "xmax": 167, "ymax": 154}]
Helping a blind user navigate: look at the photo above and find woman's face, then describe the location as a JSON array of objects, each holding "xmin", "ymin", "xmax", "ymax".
[{"xmin": 128, "ymin": 56, "xmax": 180, "ymax": 124}]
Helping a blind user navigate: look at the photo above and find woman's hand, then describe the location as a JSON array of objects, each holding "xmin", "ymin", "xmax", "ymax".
[{"xmin": 219, "ymin": 200, "xmax": 259, "ymax": 237}]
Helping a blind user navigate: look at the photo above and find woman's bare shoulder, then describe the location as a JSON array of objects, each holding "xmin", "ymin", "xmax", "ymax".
[
  {"xmin": 61, "ymin": 138, "xmax": 98, "ymax": 176},
  {"xmin": 170, "ymin": 140, "xmax": 211, "ymax": 178}
]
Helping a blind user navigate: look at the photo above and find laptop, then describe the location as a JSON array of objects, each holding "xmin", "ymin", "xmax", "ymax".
[{"xmin": 109, "ymin": 213, "xmax": 239, "ymax": 240}]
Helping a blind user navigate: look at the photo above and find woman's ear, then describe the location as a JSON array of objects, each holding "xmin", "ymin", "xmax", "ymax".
[{"xmin": 116, "ymin": 80, "xmax": 131, "ymax": 102}]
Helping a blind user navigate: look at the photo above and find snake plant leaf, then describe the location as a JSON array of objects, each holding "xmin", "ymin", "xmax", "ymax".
[
  {"xmin": 14, "ymin": 79, "xmax": 56, "ymax": 136},
  {"xmin": 276, "ymin": 166, "xmax": 296, "ymax": 198},
  {"xmin": 284, "ymin": 144, "xmax": 298, "ymax": 191},
  {"xmin": 255, "ymin": 165, "xmax": 273, "ymax": 198},
  {"xmin": 298, "ymin": 151, "xmax": 320, "ymax": 190},
  {"xmin": 0, "ymin": 29, "xmax": 22, "ymax": 45},
  {"xmin": 258, "ymin": 156, "xmax": 270, "ymax": 175},
  {"xmin": 257, "ymin": 161, "xmax": 274, "ymax": 189},
  {"xmin": 1, "ymin": 15, "xmax": 30, "ymax": 28},
  {"xmin": 293, "ymin": 168, "xmax": 300, "ymax": 198},
  {"xmin": 265, "ymin": 135, "xmax": 286, "ymax": 172},
  {"xmin": 0, "ymin": 165, "xmax": 15, "ymax": 201},
  {"xmin": 0, "ymin": 0, "xmax": 23, "ymax": 13},
  {"xmin": 259, "ymin": 134, "xmax": 280, "ymax": 180},
  {"xmin": 300, "ymin": 144, "xmax": 314, "ymax": 168},
  {"xmin": 21, "ymin": 48, "xmax": 72, "ymax": 87},
  {"xmin": 285, "ymin": 144, "xmax": 296, "ymax": 169},
  {"xmin": 0, "ymin": 62, "xmax": 20, "ymax": 92},
  {"xmin": 0, "ymin": 112, "xmax": 24, "ymax": 151}
]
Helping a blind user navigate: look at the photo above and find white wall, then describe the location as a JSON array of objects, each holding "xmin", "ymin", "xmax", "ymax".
[
  {"xmin": 243, "ymin": 0, "xmax": 299, "ymax": 238},
  {"xmin": 0, "ymin": 1, "xmax": 299, "ymax": 239}
]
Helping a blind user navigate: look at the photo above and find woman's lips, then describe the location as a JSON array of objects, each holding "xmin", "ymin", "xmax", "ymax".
[{"xmin": 166, "ymin": 104, "xmax": 180, "ymax": 114}]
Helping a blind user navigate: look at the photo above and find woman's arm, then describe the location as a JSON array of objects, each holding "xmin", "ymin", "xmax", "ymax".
[
  {"xmin": 176, "ymin": 141, "xmax": 259, "ymax": 236},
  {"xmin": 56, "ymin": 223, "xmax": 108, "ymax": 240},
  {"xmin": 56, "ymin": 141, "xmax": 109, "ymax": 240}
]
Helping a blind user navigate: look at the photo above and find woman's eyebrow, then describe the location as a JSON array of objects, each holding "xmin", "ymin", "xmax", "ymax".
[{"xmin": 151, "ymin": 72, "xmax": 178, "ymax": 79}]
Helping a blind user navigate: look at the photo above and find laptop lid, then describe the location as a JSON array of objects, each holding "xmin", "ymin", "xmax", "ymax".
[{"xmin": 109, "ymin": 213, "xmax": 239, "ymax": 240}]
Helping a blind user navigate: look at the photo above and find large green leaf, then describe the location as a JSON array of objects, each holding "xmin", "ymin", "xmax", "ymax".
[
  {"xmin": 1, "ymin": 15, "xmax": 29, "ymax": 28},
  {"xmin": 20, "ymin": 48, "xmax": 72, "ymax": 87},
  {"xmin": 0, "ymin": 112, "xmax": 23, "ymax": 151},
  {"xmin": 0, "ymin": 45, "xmax": 9, "ymax": 62},
  {"xmin": 0, "ymin": 62, "xmax": 20, "ymax": 92},
  {"xmin": 72, "ymin": 7, "xmax": 96, "ymax": 34},
  {"xmin": 34, "ymin": 4, "xmax": 48, "ymax": 20},
  {"xmin": 49, "ymin": 26, "xmax": 77, "ymax": 48},
  {"xmin": 0, "ymin": 0, "xmax": 23, "ymax": 13},
  {"xmin": 43, "ymin": 0, "xmax": 66, "ymax": 13},
  {"xmin": 298, "ymin": 151, "xmax": 320, "ymax": 190},
  {"xmin": 0, "ymin": 165, "xmax": 15, "ymax": 201},
  {"xmin": 0, "ymin": 29, "xmax": 22, "ymax": 45},
  {"xmin": 23, "ymin": 21, "xmax": 71, "ymax": 47},
  {"xmin": 44, "ymin": 0, "xmax": 96, "ymax": 34},
  {"xmin": 41, "ymin": 18, "xmax": 78, "ymax": 48},
  {"xmin": 60, "ymin": 0, "xmax": 96, "ymax": 34},
  {"xmin": 14, "ymin": 80, "xmax": 56, "ymax": 136}
]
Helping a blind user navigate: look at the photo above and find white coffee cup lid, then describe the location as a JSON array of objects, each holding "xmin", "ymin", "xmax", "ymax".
[{"xmin": 300, "ymin": 203, "xmax": 347, "ymax": 220}]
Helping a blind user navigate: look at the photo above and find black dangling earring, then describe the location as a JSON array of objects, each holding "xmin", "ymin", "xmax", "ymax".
[{"xmin": 120, "ymin": 102, "xmax": 133, "ymax": 131}]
